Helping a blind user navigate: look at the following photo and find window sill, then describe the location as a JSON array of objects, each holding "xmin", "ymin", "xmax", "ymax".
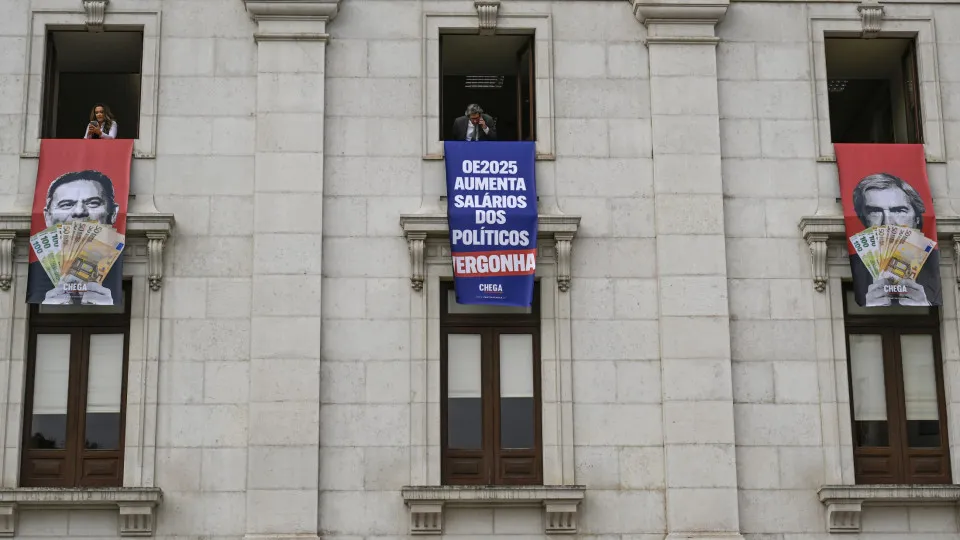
[
  {"xmin": 423, "ymin": 153, "xmax": 556, "ymax": 161},
  {"xmin": 401, "ymin": 485, "xmax": 585, "ymax": 535},
  {"xmin": 817, "ymin": 484, "xmax": 960, "ymax": 533},
  {"xmin": 0, "ymin": 487, "xmax": 163, "ymax": 537}
]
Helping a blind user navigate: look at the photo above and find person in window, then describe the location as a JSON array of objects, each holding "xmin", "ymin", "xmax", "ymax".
[
  {"xmin": 851, "ymin": 173, "xmax": 940, "ymax": 307},
  {"xmin": 84, "ymin": 103, "xmax": 117, "ymax": 140},
  {"xmin": 28, "ymin": 170, "xmax": 119, "ymax": 305},
  {"xmin": 452, "ymin": 104, "xmax": 497, "ymax": 141}
]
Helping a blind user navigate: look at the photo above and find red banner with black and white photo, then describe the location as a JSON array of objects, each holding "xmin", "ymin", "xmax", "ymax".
[
  {"xmin": 836, "ymin": 144, "xmax": 941, "ymax": 307},
  {"xmin": 27, "ymin": 139, "xmax": 132, "ymax": 306}
]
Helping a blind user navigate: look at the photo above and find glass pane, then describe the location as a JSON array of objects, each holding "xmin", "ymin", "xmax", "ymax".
[
  {"xmin": 900, "ymin": 334, "xmax": 941, "ymax": 447},
  {"xmin": 29, "ymin": 334, "xmax": 71, "ymax": 449},
  {"xmin": 447, "ymin": 334, "xmax": 482, "ymax": 449},
  {"xmin": 85, "ymin": 334, "xmax": 124, "ymax": 450},
  {"xmin": 447, "ymin": 289, "xmax": 531, "ymax": 315},
  {"xmin": 849, "ymin": 334, "xmax": 889, "ymax": 447},
  {"xmin": 499, "ymin": 334, "xmax": 535, "ymax": 449}
]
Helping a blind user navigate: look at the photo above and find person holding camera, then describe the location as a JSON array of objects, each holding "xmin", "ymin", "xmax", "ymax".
[
  {"xmin": 84, "ymin": 103, "xmax": 117, "ymax": 140},
  {"xmin": 452, "ymin": 103, "xmax": 497, "ymax": 141}
]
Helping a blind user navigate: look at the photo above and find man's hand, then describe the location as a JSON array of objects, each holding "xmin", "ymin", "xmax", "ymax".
[
  {"xmin": 478, "ymin": 117, "xmax": 489, "ymax": 132},
  {"xmin": 81, "ymin": 282, "xmax": 113, "ymax": 305},
  {"xmin": 43, "ymin": 285, "xmax": 75, "ymax": 305},
  {"xmin": 897, "ymin": 279, "xmax": 929, "ymax": 306},
  {"xmin": 865, "ymin": 280, "xmax": 892, "ymax": 307}
]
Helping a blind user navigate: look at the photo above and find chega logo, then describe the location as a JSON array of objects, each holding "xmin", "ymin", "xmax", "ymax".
[{"xmin": 479, "ymin": 283, "xmax": 504, "ymax": 293}]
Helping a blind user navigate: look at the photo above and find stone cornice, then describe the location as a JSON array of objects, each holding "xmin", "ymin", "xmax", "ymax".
[
  {"xmin": 818, "ymin": 485, "xmax": 960, "ymax": 533},
  {"xmin": 799, "ymin": 214, "xmax": 960, "ymax": 292},
  {"xmin": 402, "ymin": 485, "xmax": 586, "ymax": 535},
  {"xmin": 0, "ymin": 212, "xmax": 175, "ymax": 292},
  {"xmin": 399, "ymin": 213, "xmax": 581, "ymax": 293},
  {"xmin": 632, "ymin": 1, "xmax": 730, "ymax": 25},
  {"xmin": 243, "ymin": 0, "xmax": 341, "ymax": 40},
  {"xmin": 0, "ymin": 487, "xmax": 162, "ymax": 537},
  {"xmin": 242, "ymin": 0, "xmax": 341, "ymax": 20}
]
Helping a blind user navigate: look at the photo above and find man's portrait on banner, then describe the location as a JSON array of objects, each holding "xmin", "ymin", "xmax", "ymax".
[
  {"xmin": 36, "ymin": 171, "xmax": 120, "ymax": 305},
  {"xmin": 849, "ymin": 173, "xmax": 939, "ymax": 307},
  {"xmin": 26, "ymin": 139, "xmax": 133, "ymax": 307}
]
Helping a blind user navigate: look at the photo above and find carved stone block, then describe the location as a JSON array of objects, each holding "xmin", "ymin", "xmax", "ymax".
[
  {"xmin": 826, "ymin": 501, "xmax": 862, "ymax": 533},
  {"xmin": 0, "ymin": 504, "xmax": 14, "ymax": 537},
  {"xmin": 119, "ymin": 503, "xmax": 155, "ymax": 537},
  {"xmin": 409, "ymin": 502, "xmax": 443, "ymax": 535}
]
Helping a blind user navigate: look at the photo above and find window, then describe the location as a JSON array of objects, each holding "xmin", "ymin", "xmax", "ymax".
[
  {"xmin": 441, "ymin": 282, "xmax": 541, "ymax": 485},
  {"xmin": 826, "ymin": 37, "xmax": 922, "ymax": 144},
  {"xmin": 20, "ymin": 282, "xmax": 132, "ymax": 487},
  {"xmin": 440, "ymin": 33, "xmax": 535, "ymax": 142},
  {"xmin": 41, "ymin": 30, "xmax": 144, "ymax": 139},
  {"xmin": 843, "ymin": 286, "xmax": 950, "ymax": 484}
]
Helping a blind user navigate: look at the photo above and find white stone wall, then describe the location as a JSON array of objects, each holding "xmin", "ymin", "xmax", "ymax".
[{"xmin": 0, "ymin": 0, "xmax": 957, "ymax": 539}]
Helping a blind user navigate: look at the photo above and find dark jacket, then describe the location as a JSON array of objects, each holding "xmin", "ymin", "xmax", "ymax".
[{"xmin": 452, "ymin": 114, "xmax": 497, "ymax": 141}]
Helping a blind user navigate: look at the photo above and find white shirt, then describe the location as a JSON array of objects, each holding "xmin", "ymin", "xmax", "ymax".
[
  {"xmin": 465, "ymin": 120, "xmax": 490, "ymax": 141},
  {"xmin": 84, "ymin": 121, "xmax": 117, "ymax": 139}
]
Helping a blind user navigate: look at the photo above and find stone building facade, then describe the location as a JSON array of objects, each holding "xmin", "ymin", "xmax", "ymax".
[{"xmin": 0, "ymin": 0, "xmax": 956, "ymax": 539}]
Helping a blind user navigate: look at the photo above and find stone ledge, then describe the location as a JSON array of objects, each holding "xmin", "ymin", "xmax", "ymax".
[
  {"xmin": 0, "ymin": 487, "xmax": 163, "ymax": 537},
  {"xmin": 799, "ymin": 214, "xmax": 960, "ymax": 292},
  {"xmin": 401, "ymin": 485, "xmax": 586, "ymax": 535},
  {"xmin": 817, "ymin": 484, "xmax": 960, "ymax": 533},
  {"xmin": 0, "ymin": 212, "xmax": 175, "ymax": 292},
  {"xmin": 399, "ymin": 213, "xmax": 581, "ymax": 292}
]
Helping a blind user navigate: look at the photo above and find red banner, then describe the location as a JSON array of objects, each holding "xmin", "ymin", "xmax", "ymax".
[
  {"xmin": 26, "ymin": 139, "xmax": 133, "ymax": 306},
  {"xmin": 836, "ymin": 144, "xmax": 941, "ymax": 307}
]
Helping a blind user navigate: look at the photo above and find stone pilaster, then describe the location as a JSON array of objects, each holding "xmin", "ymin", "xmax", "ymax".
[
  {"xmin": 242, "ymin": 1, "xmax": 339, "ymax": 538},
  {"xmin": 633, "ymin": 1, "xmax": 743, "ymax": 538}
]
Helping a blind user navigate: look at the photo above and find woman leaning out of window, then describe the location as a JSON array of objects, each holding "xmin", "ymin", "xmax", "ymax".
[{"xmin": 84, "ymin": 103, "xmax": 117, "ymax": 140}]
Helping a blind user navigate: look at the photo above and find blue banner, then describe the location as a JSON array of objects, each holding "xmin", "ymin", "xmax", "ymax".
[{"xmin": 445, "ymin": 141, "xmax": 538, "ymax": 307}]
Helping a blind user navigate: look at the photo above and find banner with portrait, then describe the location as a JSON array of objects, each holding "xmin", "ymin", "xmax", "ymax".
[
  {"xmin": 444, "ymin": 141, "xmax": 537, "ymax": 307},
  {"xmin": 836, "ymin": 143, "xmax": 941, "ymax": 307},
  {"xmin": 27, "ymin": 139, "xmax": 132, "ymax": 306}
]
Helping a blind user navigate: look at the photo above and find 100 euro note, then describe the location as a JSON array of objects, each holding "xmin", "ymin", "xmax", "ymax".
[
  {"xmin": 882, "ymin": 229, "xmax": 937, "ymax": 282},
  {"xmin": 29, "ymin": 225, "xmax": 63, "ymax": 284},
  {"xmin": 851, "ymin": 228, "xmax": 881, "ymax": 279},
  {"xmin": 64, "ymin": 225, "xmax": 125, "ymax": 284}
]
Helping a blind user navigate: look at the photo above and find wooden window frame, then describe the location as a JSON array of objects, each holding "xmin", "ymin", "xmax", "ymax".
[
  {"xmin": 20, "ymin": 282, "xmax": 132, "ymax": 488},
  {"xmin": 842, "ymin": 284, "xmax": 951, "ymax": 484},
  {"xmin": 437, "ymin": 33, "xmax": 537, "ymax": 143},
  {"xmin": 440, "ymin": 281, "xmax": 542, "ymax": 485}
]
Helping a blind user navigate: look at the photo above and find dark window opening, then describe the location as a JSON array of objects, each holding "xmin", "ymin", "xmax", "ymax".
[
  {"xmin": 20, "ymin": 281, "xmax": 132, "ymax": 488},
  {"xmin": 842, "ymin": 285, "xmax": 951, "ymax": 484},
  {"xmin": 440, "ymin": 33, "xmax": 536, "ymax": 142},
  {"xmin": 826, "ymin": 37, "xmax": 922, "ymax": 144},
  {"xmin": 440, "ymin": 282, "xmax": 541, "ymax": 485},
  {"xmin": 41, "ymin": 30, "xmax": 144, "ymax": 140}
]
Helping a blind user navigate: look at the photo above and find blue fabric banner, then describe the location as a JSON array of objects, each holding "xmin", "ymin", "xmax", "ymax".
[{"xmin": 444, "ymin": 141, "xmax": 538, "ymax": 307}]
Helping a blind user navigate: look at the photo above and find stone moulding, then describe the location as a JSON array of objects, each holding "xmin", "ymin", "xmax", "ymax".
[
  {"xmin": 243, "ymin": 0, "xmax": 342, "ymax": 41},
  {"xmin": 475, "ymin": 0, "xmax": 500, "ymax": 34},
  {"xmin": 399, "ymin": 213, "xmax": 581, "ymax": 293},
  {"xmin": 857, "ymin": 0, "xmax": 884, "ymax": 38},
  {"xmin": 401, "ymin": 485, "xmax": 586, "ymax": 535},
  {"xmin": 82, "ymin": 0, "xmax": 108, "ymax": 32},
  {"xmin": 0, "ymin": 213, "xmax": 174, "ymax": 292},
  {"xmin": 799, "ymin": 215, "xmax": 960, "ymax": 291},
  {"xmin": 818, "ymin": 484, "xmax": 960, "ymax": 533},
  {"xmin": 0, "ymin": 487, "xmax": 163, "ymax": 537}
]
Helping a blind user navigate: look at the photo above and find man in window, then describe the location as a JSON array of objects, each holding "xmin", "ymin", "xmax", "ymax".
[
  {"xmin": 27, "ymin": 170, "xmax": 120, "ymax": 305},
  {"xmin": 851, "ymin": 173, "xmax": 941, "ymax": 307},
  {"xmin": 452, "ymin": 104, "xmax": 497, "ymax": 141}
]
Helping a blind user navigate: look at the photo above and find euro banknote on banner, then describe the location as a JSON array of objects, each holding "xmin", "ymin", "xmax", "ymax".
[
  {"xmin": 29, "ymin": 221, "xmax": 125, "ymax": 286},
  {"xmin": 850, "ymin": 225, "xmax": 936, "ymax": 282}
]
